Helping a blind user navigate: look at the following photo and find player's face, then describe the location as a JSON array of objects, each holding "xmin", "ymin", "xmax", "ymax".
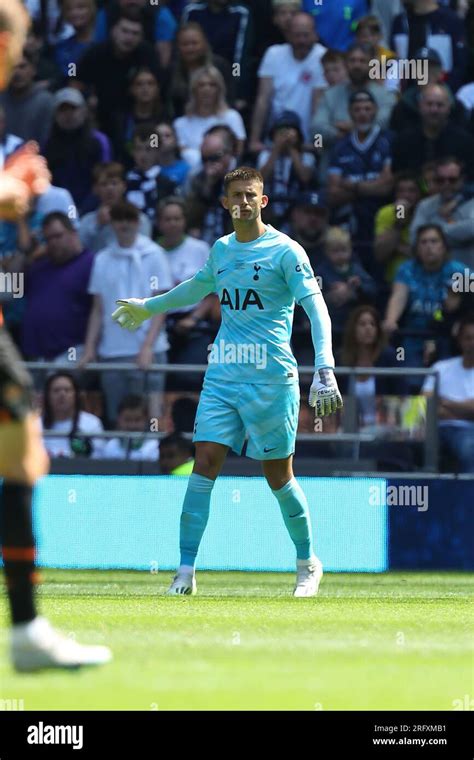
[
  {"xmin": 222, "ymin": 180, "xmax": 268, "ymax": 223},
  {"xmin": 355, "ymin": 311, "xmax": 378, "ymax": 346}
]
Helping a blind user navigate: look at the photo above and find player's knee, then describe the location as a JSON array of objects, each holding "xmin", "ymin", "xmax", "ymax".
[{"xmin": 193, "ymin": 445, "xmax": 222, "ymax": 480}]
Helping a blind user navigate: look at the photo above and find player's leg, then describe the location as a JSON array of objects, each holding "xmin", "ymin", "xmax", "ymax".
[
  {"xmin": 0, "ymin": 330, "xmax": 111, "ymax": 670},
  {"xmin": 167, "ymin": 380, "xmax": 243, "ymax": 595},
  {"xmin": 244, "ymin": 382, "xmax": 323, "ymax": 597}
]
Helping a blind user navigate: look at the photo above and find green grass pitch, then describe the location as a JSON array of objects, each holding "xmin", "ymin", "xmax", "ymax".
[{"xmin": 1, "ymin": 570, "xmax": 472, "ymax": 711}]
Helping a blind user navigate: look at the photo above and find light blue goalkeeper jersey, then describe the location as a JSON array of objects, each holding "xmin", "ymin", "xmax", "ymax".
[{"xmin": 193, "ymin": 224, "xmax": 321, "ymax": 385}]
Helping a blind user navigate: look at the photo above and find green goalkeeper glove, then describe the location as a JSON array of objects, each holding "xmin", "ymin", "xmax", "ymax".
[
  {"xmin": 111, "ymin": 299, "xmax": 152, "ymax": 331},
  {"xmin": 309, "ymin": 368, "xmax": 343, "ymax": 417}
]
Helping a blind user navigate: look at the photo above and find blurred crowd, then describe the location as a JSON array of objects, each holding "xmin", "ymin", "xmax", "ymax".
[{"xmin": 0, "ymin": 0, "xmax": 473, "ymax": 469}]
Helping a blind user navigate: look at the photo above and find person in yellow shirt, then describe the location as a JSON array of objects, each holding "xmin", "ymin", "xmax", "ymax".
[
  {"xmin": 159, "ymin": 433, "xmax": 195, "ymax": 476},
  {"xmin": 374, "ymin": 172, "xmax": 422, "ymax": 283},
  {"xmin": 355, "ymin": 15, "xmax": 397, "ymax": 63}
]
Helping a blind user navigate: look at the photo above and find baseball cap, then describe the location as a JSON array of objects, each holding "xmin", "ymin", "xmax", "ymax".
[
  {"xmin": 349, "ymin": 89, "xmax": 376, "ymax": 107},
  {"xmin": 53, "ymin": 87, "xmax": 86, "ymax": 109},
  {"xmin": 270, "ymin": 110, "xmax": 303, "ymax": 138}
]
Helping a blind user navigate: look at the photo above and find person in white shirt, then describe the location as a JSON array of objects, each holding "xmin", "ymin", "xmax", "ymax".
[
  {"xmin": 80, "ymin": 199, "xmax": 173, "ymax": 424},
  {"xmin": 173, "ymin": 64, "xmax": 246, "ymax": 169},
  {"xmin": 41, "ymin": 371, "xmax": 105, "ymax": 458},
  {"xmin": 249, "ymin": 11, "xmax": 326, "ymax": 152},
  {"xmin": 155, "ymin": 196, "xmax": 217, "ymax": 388},
  {"xmin": 422, "ymin": 314, "xmax": 474, "ymax": 473},
  {"xmin": 101, "ymin": 393, "xmax": 159, "ymax": 461}
]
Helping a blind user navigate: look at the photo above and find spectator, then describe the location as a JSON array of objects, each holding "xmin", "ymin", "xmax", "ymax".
[
  {"xmin": 171, "ymin": 395, "xmax": 199, "ymax": 433},
  {"xmin": 0, "ymin": 50, "xmax": 54, "ymax": 144},
  {"xmin": 101, "ymin": 393, "xmax": 159, "ymax": 460},
  {"xmin": 79, "ymin": 162, "xmax": 151, "ymax": 253},
  {"xmin": 327, "ymin": 89, "xmax": 393, "ymax": 273},
  {"xmin": 420, "ymin": 160, "xmax": 440, "ymax": 197},
  {"xmin": 23, "ymin": 0, "xmax": 71, "ymax": 45},
  {"xmin": 311, "ymin": 43, "xmax": 396, "ymax": 174},
  {"xmin": 321, "ymin": 49, "xmax": 348, "ymax": 87},
  {"xmin": 173, "ymin": 64, "xmax": 246, "ymax": 168},
  {"xmin": 155, "ymin": 196, "xmax": 215, "ymax": 387},
  {"xmin": 94, "ymin": 0, "xmax": 177, "ymax": 68},
  {"xmin": 410, "ymin": 157, "xmax": 474, "ymax": 269},
  {"xmin": 43, "ymin": 88, "xmax": 112, "ymax": 215},
  {"xmin": 389, "ymin": 48, "xmax": 468, "ymax": 132},
  {"xmin": 392, "ymin": 84, "xmax": 474, "ymax": 182},
  {"xmin": 355, "ymin": 15, "xmax": 397, "ymax": 61},
  {"xmin": 390, "ymin": 0, "xmax": 467, "ymax": 93},
  {"xmin": 257, "ymin": 110, "xmax": 317, "ymax": 225},
  {"xmin": 338, "ymin": 306, "xmax": 403, "ymax": 423},
  {"xmin": 422, "ymin": 313, "xmax": 474, "ymax": 473},
  {"xmin": 24, "ymin": 18, "xmax": 62, "ymax": 89},
  {"xmin": 115, "ymin": 67, "xmax": 170, "ymax": 163},
  {"xmin": 81, "ymin": 200, "xmax": 173, "ymax": 424},
  {"xmin": 181, "ymin": 0, "xmax": 252, "ymax": 104},
  {"xmin": 283, "ymin": 190, "xmax": 329, "ymax": 267},
  {"xmin": 167, "ymin": 21, "xmax": 236, "ymax": 119},
  {"xmin": 316, "ymin": 227, "xmax": 376, "ymax": 348},
  {"xmin": 374, "ymin": 171, "xmax": 422, "ymax": 284},
  {"xmin": 52, "ymin": 0, "xmax": 98, "ymax": 79},
  {"xmin": 250, "ymin": 11, "xmax": 326, "ymax": 151},
  {"xmin": 0, "ymin": 105, "xmax": 23, "ymax": 168},
  {"xmin": 159, "ymin": 433, "xmax": 195, "ymax": 475},
  {"xmin": 155, "ymin": 122, "xmax": 190, "ymax": 189},
  {"xmin": 383, "ymin": 224, "xmax": 467, "ymax": 389},
  {"xmin": 184, "ymin": 128, "xmax": 236, "ymax": 244},
  {"xmin": 21, "ymin": 212, "xmax": 94, "ymax": 362},
  {"xmin": 270, "ymin": 1, "xmax": 302, "ymax": 45},
  {"xmin": 125, "ymin": 124, "xmax": 177, "ymax": 224},
  {"xmin": 302, "ymin": 0, "xmax": 368, "ymax": 51},
  {"xmin": 75, "ymin": 7, "xmax": 160, "ymax": 143},
  {"xmin": 41, "ymin": 371, "xmax": 104, "ymax": 459}
]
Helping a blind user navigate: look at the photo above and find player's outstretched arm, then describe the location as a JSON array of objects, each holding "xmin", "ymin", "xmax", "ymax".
[
  {"xmin": 112, "ymin": 274, "xmax": 215, "ymax": 331},
  {"xmin": 301, "ymin": 292, "xmax": 343, "ymax": 417}
]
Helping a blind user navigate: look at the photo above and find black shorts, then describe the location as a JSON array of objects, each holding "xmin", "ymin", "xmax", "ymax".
[{"xmin": 0, "ymin": 327, "xmax": 33, "ymax": 422}]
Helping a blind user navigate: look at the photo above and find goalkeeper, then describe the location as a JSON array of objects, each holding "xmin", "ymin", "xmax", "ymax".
[{"xmin": 113, "ymin": 167, "xmax": 342, "ymax": 597}]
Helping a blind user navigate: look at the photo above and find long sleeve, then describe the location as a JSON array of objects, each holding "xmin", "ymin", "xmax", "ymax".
[
  {"xmin": 143, "ymin": 258, "xmax": 216, "ymax": 314},
  {"xmin": 300, "ymin": 292, "xmax": 335, "ymax": 370}
]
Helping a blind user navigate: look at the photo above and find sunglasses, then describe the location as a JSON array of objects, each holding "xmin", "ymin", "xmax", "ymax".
[
  {"xmin": 436, "ymin": 176, "xmax": 460, "ymax": 184},
  {"xmin": 202, "ymin": 153, "xmax": 226, "ymax": 163}
]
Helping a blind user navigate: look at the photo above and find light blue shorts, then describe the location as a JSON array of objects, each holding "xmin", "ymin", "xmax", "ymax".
[{"xmin": 192, "ymin": 379, "xmax": 300, "ymax": 460}]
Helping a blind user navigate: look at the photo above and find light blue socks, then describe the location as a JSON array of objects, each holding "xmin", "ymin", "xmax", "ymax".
[
  {"xmin": 271, "ymin": 477, "xmax": 313, "ymax": 560},
  {"xmin": 179, "ymin": 473, "xmax": 215, "ymax": 568}
]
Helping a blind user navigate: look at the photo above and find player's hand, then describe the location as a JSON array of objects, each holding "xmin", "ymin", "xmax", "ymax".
[
  {"xmin": 309, "ymin": 369, "xmax": 343, "ymax": 417},
  {"xmin": 112, "ymin": 298, "xmax": 151, "ymax": 331}
]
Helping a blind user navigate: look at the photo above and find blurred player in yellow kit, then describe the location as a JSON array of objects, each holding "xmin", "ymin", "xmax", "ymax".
[{"xmin": 0, "ymin": 0, "xmax": 111, "ymax": 670}]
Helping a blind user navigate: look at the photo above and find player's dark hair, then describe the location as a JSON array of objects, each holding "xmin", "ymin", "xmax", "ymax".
[
  {"xmin": 223, "ymin": 166, "xmax": 264, "ymax": 195},
  {"xmin": 160, "ymin": 433, "xmax": 194, "ymax": 456},
  {"xmin": 42, "ymin": 211, "xmax": 76, "ymax": 232},
  {"xmin": 117, "ymin": 393, "xmax": 148, "ymax": 416},
  {"xmin": 110, "ymin": 200, "xmax": 140, "ymax": 223}
]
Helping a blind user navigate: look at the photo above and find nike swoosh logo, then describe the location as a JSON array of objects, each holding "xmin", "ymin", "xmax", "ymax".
[
  {"xmin": 263, "ymin": 446, "xmax": 277, "ymax": 452},
  {"xmin": 217, "ymin": 268, "xmax": 227, "ymax": 274},
  {"xmin": 289, "ymin": 512, "xmax": 303, "ymax": 518}
]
